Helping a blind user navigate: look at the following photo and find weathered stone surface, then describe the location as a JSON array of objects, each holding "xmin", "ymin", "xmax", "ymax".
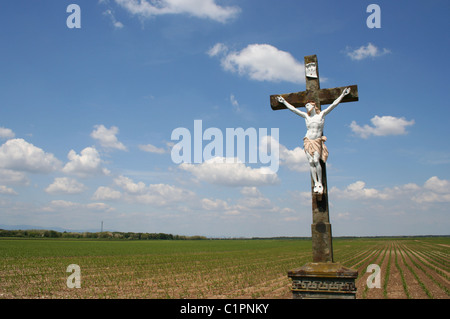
[
  {"xmin": 269, "ymin": 85, "xmax": 358, "ymax": 110},
  {"xmin": 310, "ymin": 159, "xmax": 333, "ymax": 263},
  {"xmin": 311, "ymin": 222, "xmax": 333, "ymax": 263},
  {"xmin": 289, "ymin": 262, "xmax": 358, "ymax": 278},
  {"xmin": 288, "ymin": 262, "xmax": 358, "ymax": 299}
]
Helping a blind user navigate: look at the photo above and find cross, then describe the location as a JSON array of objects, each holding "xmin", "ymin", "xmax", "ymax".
[{"xmin": 270, "ymin": 55, "xmax": 359, "ymax": 263}]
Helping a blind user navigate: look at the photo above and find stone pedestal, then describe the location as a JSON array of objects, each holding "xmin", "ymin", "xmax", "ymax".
[{"xmin": 288, "ymin": 262, "xmax": 358, "ymax": 299}]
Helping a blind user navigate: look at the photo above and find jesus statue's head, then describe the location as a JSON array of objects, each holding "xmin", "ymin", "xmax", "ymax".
[{"xmin": 305, "ymin": 101, "xmax": 320, "ymax": 116}]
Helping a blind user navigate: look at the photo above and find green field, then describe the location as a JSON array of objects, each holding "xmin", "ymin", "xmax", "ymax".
[{"xmin": 0, "ymin": 237, "xmax": 448, "ymax": 299}]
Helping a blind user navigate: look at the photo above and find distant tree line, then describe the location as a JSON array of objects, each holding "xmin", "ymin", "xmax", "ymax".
[
  {"xmin": 0, "ymin": 229, "xmax": 207, "ymax": 240},
  {"xmin": 2, "ymin": 229, "xmax": 446, "ymax": 240}
]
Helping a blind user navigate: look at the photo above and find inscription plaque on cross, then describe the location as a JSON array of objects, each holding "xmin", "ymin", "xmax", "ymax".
[{"xmin": 270, "ymin": 55, "xmax": 359, "ymax": 299}]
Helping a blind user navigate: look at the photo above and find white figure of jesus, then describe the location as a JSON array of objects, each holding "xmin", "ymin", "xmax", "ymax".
[{"xmin": 277, "ymin": 87, "xmax": 351, "ymax": 194}]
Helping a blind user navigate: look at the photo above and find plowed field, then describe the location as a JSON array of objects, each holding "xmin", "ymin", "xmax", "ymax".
[{"xmin": 0, "ymin": 237, "xmax": 448, "ymax": 299}]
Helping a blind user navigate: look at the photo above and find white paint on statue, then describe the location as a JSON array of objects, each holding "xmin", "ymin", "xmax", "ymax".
[{"xmin": 277, "ymin": 87, "xmax": 351, "ymax": 194}]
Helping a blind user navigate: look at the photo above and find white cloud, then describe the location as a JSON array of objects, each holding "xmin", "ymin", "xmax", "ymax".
[
  {"xmin": 45, "ymin": 177, "xmax": 86, "ymax": 194},
  {"xmin": 179, "ymin": 157, "xmax": 279, "ymax": 187},
  {"xmin": 234, "ymin": 187, "xmax": 294, "ymax": 215},
  {"xmin": 114, "ymin": 175, "xmax": 195, "ymax": 206},
  {"xmin": 114, "ymin": 0, "xmax": 240, "ymax": 23},
  {"xmin": 0, "ymin": 138, "xmax": 61, "ymax": 173},
  {"xmin": 201, "ymin": 198, "xmax": 229, "ymax": 211},
  {"xmin": 207, "ymin": 42, "xmax": 228, "ymax": 57},
  {"xmin": 138, "ymin": 143, "xmax": 167, "ymax": 154},
  {"xmin": 43, "ymin": 200, "xmax": 78, "ymax": 211},
  {"xmin": 62, "ymin": 147, "xmax": 111, "ymax": 177},
  {"xmin": 92, "ymin": 186, "xmax": 122, "ymax": 201},
  {"xmin": 346, "ymin": 43, "xmax": 390, "ymax": 60},
  {"xmin": 236, "ymin": 195, "xmax": 271, "ymax": 210},
  {"xmin": 86, "ymin": 202, "xmax": 115, "ymax": 211},
  {"xmin": 331, "ymin": 181, "xmax": 389, "ymax": 200},
  {"xmin": 209, "ymin": 43, "xmax": 305, "ymax": 83},
  {"xmin": 336, "ymin": 212, "xmax": 351, "ymax": 220},
  {"xmin": 42, "ymin": 200, "xmax": 115, "ymax": 213},
  {"xmin": 0, "ymin": 169, "xmax": 29, "ymax": 186},
  {"xmin": 114, "ymin": 175, "xmax": 146, "ymax": 194},
  {"xmin": 279, "ymin": 145, "xmax": 309, "ymax": 172},
  {"xmin": 230, "ymin": 94, "xmax": 241, "ymax": 112},
  {"xmin": 134, "ymin": 183, "xmax": 195, "ymax": 206},
  {"xmin": 413, "ymin": 192, "xmax": 450, "ymax": 204},
  {"xmin": 330, "ymin": 177, "xmax": 450, "ymax": 205},
  {"xmin": 413, "ymin": 176, "xmax": 450, "ymax": 203},
  {"xmin": 240, "ymin": 186, "xmax": 262, "ymax": 197},
  {"xmin": 423, "ymin": 176, "xmax": 449, "ymax": 194},
  {"xmin": 260, "ymin": 136, "xmax": 309, "ymax": 172},
  {"xmin": 0, "ymin": 127, "xmax": 15, "ymax": 140},
  {"xmin": 91, "ymin": 125, "xmax": 127, "ymax": 151},
  {"xmin": 0, "ymin": 185, "xmax": 18, "ymax": 195},
  {"xmin": 200, "ymin": 186, "xmax": 292, "ymax": 217},
  {"xmin": 350, "ymin": 115, "xmax": 415, "ymax": 139},
  {"xmin": 290, "ymin": 190, "xmax": 313, "ymax": 206},
  {"xmin": 103, "ymin": 9, "xmax": 124, "ymax": 28}
]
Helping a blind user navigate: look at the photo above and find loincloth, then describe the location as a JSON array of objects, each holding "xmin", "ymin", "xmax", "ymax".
[{"xmin": 303, "ymin": 136, "xmax": 328, "ymax": 162}]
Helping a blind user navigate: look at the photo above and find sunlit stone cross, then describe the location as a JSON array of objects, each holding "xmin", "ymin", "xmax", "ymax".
[
  {"xmin": 270, "ymin": 54, "xmax": 358, "ymax": 264},
  {"xmin": 270, "ymin": 54, "xmax": 360, "ymax": 299}
]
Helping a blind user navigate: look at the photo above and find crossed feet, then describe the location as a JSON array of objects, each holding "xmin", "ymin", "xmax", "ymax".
[{"xmin": 313, "ymin": 183, "xmax": 323, "ymax": 194}]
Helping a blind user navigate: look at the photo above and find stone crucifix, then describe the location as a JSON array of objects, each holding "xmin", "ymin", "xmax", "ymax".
[{"xmin": 270, "ymin": 55, "xmax": 358, "ymax": 263}]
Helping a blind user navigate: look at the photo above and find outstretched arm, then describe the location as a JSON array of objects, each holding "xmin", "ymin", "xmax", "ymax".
[
  {"xmin": 277, "ymin": 96, "xmax": 307, "ymax": 118},
  {"xmin": 321, "ymin": 87, "xmax": 351, "ymax": 116}
]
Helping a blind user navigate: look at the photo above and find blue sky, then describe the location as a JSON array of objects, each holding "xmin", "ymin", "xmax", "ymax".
[{"xmin": 0, "ymin": 0, "xmax": 449, "ymax": 237}]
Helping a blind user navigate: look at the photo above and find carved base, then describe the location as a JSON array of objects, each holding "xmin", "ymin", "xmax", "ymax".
[{"xmin": 287, "ymin": 262, "xmax": 358, "ymax": 299}]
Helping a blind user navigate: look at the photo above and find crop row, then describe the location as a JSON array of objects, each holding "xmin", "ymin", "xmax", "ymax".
[
  {"xmin": 0, "ymin": 238, "xmax": 448, "ymax": 299},
  {"xmin": 0, "ymin": 239, "xmax": 310, "ymax": 298},
  {"xmin": 367, "ymin": 241, "xmax": 449, "ymax": 299},
  {"xmin": 335, "ymin": 240, "xmax": 449, "ymax": 299}
]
